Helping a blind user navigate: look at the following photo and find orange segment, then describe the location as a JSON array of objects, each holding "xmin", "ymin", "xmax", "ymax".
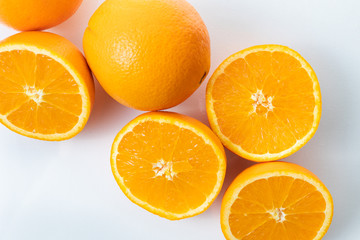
[
  {"xmin": 206, "ymin": 45, "xmax": 321, "ymax": 161},
  {"xmin": 0, "ymin": 31, "xmax": 94, "ymax": 140},
  {"xmin": 111, "ymin": 111, "xmax": 226, "ymax": 220},
  {"xmin": 221, "ymin": 162, "xmax": 333, "ymax": 240}
]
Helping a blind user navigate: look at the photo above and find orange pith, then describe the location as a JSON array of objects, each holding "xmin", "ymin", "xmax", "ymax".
[
  {"xmin": 206, "ymin": 45, "xmax": 321, "ymax": 161},
  {"xmin": 0, "ymin": 32, "xmax": 94, "ymax": 141},
  {"xmin": 221, "ymin": 162, "xmax": 333, "ymax": 240},
  {"xmin": 110, "ymin": 112, "xmax": 226, "ymax": 220}
]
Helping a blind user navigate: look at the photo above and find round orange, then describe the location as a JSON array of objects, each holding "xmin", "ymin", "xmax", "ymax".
[
  {"xmin": 206, "ymin": 45, "xmax": 321, "ymax": 162},
  {"xmin": 221, "ymin": 162, "xmax": 333, "ymax": 240},
  {"xmin": 0, "ymin": 0, "xmax": 83, "ymax": 31},
  {"xmin": 0, "ymin": 32, "xmax": 94, "ymax": 141},
  {"xmin": 111, "ymin": 111, "xmax": 226, "ymax": 220},
  {"xmin": 83, "ymin": 0, "xmax": 210, "ymax": 111}
]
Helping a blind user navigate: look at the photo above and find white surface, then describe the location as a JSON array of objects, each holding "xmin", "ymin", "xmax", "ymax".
[{"xmin": 0, "ymin": 0, "xmax": 359, "ymax": 239}]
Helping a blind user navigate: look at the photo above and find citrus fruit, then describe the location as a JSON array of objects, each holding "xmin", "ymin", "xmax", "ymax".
[
  {"xmin": 221, "ymin": 162, "xmax": 333, "ymax": 240},
  {"xmin": 110, "ymin": 111, "xmax": 226, "ymax": 220},
  {"xmin": 206, "ymin": 45, "xmax": 321, "ymax": 162},
  {"xmin": 0, "ymin": 0, "xmax": 83, "ymax": 31},
  {"xmin": 83, "ymin": 0, "xmax": 210, "ymax": 111},
  {"xmin": 0, "ymin": 31, "xmax": 94, "ymax": 141}
]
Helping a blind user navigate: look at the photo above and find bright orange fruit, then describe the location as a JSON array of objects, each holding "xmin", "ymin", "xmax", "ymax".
[
  {"xmin": 110, "ymin": 111, "xmax": 226, "ymax": 220},
  {"xmin": 0, "ymin": 0, "xmax": 83, "ymax": 31},
  {"xmin": 83, "ymin": 0, "xmax": 210, "ymax": 111},
  {"xmin": 221, "ymin": 162, "xmax": 333, "ymax": 240},
  {"xmin": 0, "ymin": 32, "xmax": 94, "ymax": 141},
  {"xmin": 206, "ymin": 45, "xmax": 321, "ymax": 162}
]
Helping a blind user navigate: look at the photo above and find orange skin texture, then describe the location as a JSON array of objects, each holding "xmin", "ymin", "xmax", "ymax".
[
  {"xmin": 0, "ymin": 0, "xmax": 83, "ymax": 31},
  {"xmin": 83, "ymin": 0, "xmax": 210, "ymax": 111}
]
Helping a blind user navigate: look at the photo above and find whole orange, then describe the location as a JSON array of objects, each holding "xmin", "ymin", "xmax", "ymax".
[
  {"xmin": 0, "ymin": 0, "xmax": 83, "ymax": 31},
  {"xmin": 83, "ymin": 0, "xmax": 210, "ymax": 111}
]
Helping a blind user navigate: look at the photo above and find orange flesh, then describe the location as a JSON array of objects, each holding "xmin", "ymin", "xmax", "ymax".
[
  {"xmin": 211, "ymin": 50, "xmax": 316, "ymax": 154},
  {"xmin": 229, "ymin": 176, "xmax": 326, "ymax": 239},
  {"xmin": 115, "ymin": 120, "xmax": 220, "ymax": 214},
  {"xmin": 0, "ymin": 50, "xmax": 82, "ymax": 134}
]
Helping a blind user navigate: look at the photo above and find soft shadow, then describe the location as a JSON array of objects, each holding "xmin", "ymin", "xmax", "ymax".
[
  {"xmin": 76, "ymin": 79, "xmax": 135, "ymax": 140},
  {"xmin": 51, "ymin": 0, "xmax": 103, "ymax": 50},
  {"xmin": 190, "ymin": 43, "xmax": 356, "ymax": 238},
  {"xmin": 281, "ymin": 45, "xmax": 357, "ymax": 239},
  {"xmin": 214, "ymin": 150, "xmax": 254, "ymax": 207},
  {"xmin": 169, "ymin": 78, "xmax": 209, "ymax": 124},
  {"xmin": 199, "ymin": 149, "xmax": 254, "ymax": 218}
]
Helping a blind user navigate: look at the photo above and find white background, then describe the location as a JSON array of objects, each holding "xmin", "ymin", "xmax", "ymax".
[{"xmin": 0, "ymin": 0, "xmax": 359, "ymax": 239}]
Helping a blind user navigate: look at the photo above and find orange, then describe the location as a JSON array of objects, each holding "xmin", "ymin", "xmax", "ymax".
[
  {"xmin": 83, "ymin": 0, "xmax": 210, "ymax": 111},
  {"xmin": 221, "ymin": 162, "xmax": 333, "ymax": 240},
  {"xmin": 206, "ymin": 45, "xmax": 321, "ymax": 162},
  {"xmin": 0, "ymin": 31, "xmax": 94, "ymax": 141},
  {"xmin": 110, "ymin": 111, "xmax": 226, "ymax": 220},
  {"xmin": 0, "ymin": 0, "xmax": 83, "ymax": 31}
]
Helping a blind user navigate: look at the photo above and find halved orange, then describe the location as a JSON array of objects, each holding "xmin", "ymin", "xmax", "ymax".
[
  {"xmin": 110, "ymin": 111, "xmax": 226, "ymax": 220},
  {"xmin": 206, "ymin": 45, "xmax": 321, "ymax": 161},
  {"xmin": 221, "ymin": 162, "xmax": 333, "ymax": 240},
  {"xmin": 0, "ymin": 32, "xmax": 94, "ymax": 141}
]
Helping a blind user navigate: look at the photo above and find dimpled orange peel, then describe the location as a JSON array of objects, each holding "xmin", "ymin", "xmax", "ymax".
[
  {"xmin": 0, "ymin": 0, "xmax": 83, "ymax": 31},
  {"xmin": 83, "ymin": 0, "xmax": 210, "ymax": 111}
]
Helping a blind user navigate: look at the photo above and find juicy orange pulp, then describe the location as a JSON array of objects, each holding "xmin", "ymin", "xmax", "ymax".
[
  {"xmin": 0, "ymin": 31, "xmax": 94, "ymax": 141},
  {"xmin": 206, "ymin": 45, "xmax": 321, "ymax": 161},
  {"xmin": 111, "ymin": 112, "xmax": 226, "ymax": 220},
  {"xmin": 0, "ymin": 50, "xmax": 82, "ymax": 134},
  {"xmin": 221, "ymin": 162, "xmax": 333, "ymax": 240},
  {"xmin": 229, "ymin": 177, "xmax": 327, "ymax": 239}
]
